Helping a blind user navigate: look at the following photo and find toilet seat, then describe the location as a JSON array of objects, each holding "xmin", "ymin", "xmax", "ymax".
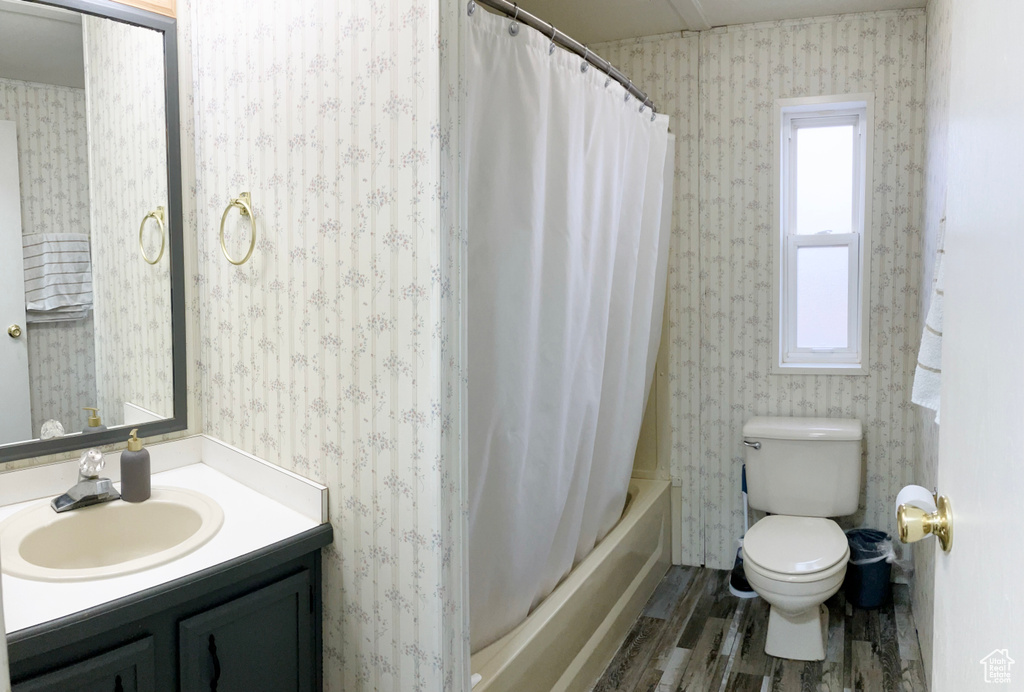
[{"xmin": 743, "ymin": 515, "xmax": 848, "ymax": 577}]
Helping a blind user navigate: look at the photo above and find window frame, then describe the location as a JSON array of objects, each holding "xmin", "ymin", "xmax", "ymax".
[{"xmin": 773, "ymin": 94, "xmax": 874, "ymax": 375}]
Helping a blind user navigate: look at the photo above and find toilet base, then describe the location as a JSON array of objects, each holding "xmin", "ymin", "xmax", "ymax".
[{"xmin": 764, "ymin": 603, "xmax": 828, "ymax": 661}]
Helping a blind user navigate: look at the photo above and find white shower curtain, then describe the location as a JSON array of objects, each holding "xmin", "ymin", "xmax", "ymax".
[{"xmin": 466, "ymin": 8, "xmax": 672, "ymax": 652}]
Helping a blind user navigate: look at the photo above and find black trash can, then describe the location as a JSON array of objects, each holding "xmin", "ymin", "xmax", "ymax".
[{"xmin": 844, "ymin": 528, "xmax": 893, "ymax": 608}]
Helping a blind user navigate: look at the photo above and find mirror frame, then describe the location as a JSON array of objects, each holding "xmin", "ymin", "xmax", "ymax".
[{"xmin": 0, "ymin": 0, "xmax": 186, "ymax": 463}]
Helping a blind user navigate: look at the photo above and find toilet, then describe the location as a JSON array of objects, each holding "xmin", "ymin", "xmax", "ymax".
[{"xmin": 740, "ymin": 416, "xmax": 862, "ymax": 661}]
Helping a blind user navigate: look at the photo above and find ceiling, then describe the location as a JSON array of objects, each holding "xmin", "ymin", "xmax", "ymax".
[
  {"xmin": 515, "ymin": 0, "xmax": 927, "ymax": 44},
  {"xmin": 0, "ymin": 0, "xmax": 83, "ymax": 89}
]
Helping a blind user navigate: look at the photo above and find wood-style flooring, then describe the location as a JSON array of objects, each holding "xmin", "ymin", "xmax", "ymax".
[{"xmin": 593, "ymin": 566, "xmax": 928, "ymax": 692}]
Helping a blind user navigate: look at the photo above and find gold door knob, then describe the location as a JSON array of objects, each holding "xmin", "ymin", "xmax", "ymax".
[
  {"xmin": 7, "ymin": 324, "xmax": 22, "ymax": 339},
  {"xmin": 897, "ymin": 494, "xmax": 953, "ymax": 552}
]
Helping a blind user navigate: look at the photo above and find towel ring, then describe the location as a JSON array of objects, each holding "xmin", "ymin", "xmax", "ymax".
[
  {"xmin": 139, "ymin": 206, "xmax": 166, "ymax": 265},
  {"xmin": 219, "ymin": 192, "xmax": 256, "ymax": 266}
]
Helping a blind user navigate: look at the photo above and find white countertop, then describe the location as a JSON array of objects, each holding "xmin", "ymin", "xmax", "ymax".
[{"xmin": 0, "ymin": 436, "xmax": 329, "ymax": 634}]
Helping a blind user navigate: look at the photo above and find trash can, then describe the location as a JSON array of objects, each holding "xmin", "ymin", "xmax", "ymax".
[{"xmin": 844, "ymin": 528, "xmax": 895, "ymax": 608}]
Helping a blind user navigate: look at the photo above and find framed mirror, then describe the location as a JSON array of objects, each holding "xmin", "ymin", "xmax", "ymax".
[{"xmin": 0, "ymin": 0, "xmax": 185, "ymax": 462}]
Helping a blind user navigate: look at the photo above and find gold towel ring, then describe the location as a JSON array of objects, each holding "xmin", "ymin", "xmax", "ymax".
[
  {"xmin": 139, "ymin": 206, "xmax": 166, "ymax": 265},
  {"xmin": 219, "ymin": 192, "xmax": 256, "ymax": 266}
]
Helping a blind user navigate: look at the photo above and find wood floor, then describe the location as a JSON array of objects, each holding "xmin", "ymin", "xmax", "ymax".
[{"xmin": 593, "ymin": 566, "xmax": 928, "ymax": 692}]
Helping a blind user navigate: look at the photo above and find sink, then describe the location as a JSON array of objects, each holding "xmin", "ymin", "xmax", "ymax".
[{"xmin": 0, "ymin": 487, "xmax": 224, "ymax": 582}]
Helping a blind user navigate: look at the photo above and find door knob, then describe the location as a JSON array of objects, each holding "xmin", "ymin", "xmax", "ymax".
[
  {"xmin": 7, "ymin": 324, "xmax": 22, "ymax": 339},
  {"xmin": 897, "ymin": 494, "xmax": 953, "ymax": 552}
]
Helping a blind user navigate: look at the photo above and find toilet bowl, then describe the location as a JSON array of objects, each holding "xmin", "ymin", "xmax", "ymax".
[
  {"xmin": 742, "ymin": 514, "xmax": 849, "ymax": 660},
  {"xmin": 740, "ymin": 416, "xmax": 862, "ymax": 661}
]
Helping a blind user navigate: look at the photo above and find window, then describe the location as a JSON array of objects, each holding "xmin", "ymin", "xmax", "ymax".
[{"xmin": 775, "ymin": 95, "xmax": 873, "ymax": 373}]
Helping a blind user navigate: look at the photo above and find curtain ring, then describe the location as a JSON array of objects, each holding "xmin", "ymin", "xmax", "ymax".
[
  {"xmin": 466, "ymin": 0, "xmax": 476, "ymax": 15},
  {"xmin": 651, "ymin": 106, "xmax": 657, "ymax": 122},
  {"xmin": 581, "ymin": 46, "xmax": 590, "ymax": 73},
  {"xmin": 548, "ymin": 25, "xmax": 557, "ymax": 55},
  {"xmin": 603, "ymin": 63, "xmax": 612, "ymax": 88},
  {"xmin": 509, "ymin": 3, "xmax": 520, "ymax": 36},
  {"xmin": 624, "ymin": 79, "xmax": 633, "ymax": 102}
]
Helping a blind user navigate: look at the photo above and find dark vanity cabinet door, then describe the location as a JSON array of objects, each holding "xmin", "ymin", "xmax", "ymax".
[
  {"xmin": 8, "ymin": 528, "xmax": 330, "ymax": 692},
  {"xmin": 12, "ymin": 637, "xmax": 155, "ymax": 692},
  {"xmin": 179, "ymin": 570, "xmax": 313, "ymax": 692}
]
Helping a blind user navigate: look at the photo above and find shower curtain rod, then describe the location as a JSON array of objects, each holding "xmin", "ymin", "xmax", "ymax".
[{"xmin": 468, "ymin": 0, "xmax": 657, "ymax": 113}]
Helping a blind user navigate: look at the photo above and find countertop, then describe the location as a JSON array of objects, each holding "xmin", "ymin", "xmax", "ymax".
[{"xmin": 0, "ymin": 435, "xmax": 329, "ymax": 634}]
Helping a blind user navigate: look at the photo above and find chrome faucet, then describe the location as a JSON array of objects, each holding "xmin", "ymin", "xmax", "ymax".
[{"xmin": 51, "ymin": 449, "xmax": 121, "ymax": 513}]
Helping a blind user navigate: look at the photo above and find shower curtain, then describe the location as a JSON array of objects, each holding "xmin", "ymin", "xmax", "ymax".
[{"xmin": 466, "ymin": 8, "xmax": 672, "ymax": 652}]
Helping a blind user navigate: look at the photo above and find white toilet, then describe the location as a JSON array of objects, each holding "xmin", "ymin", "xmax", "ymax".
[{"xmin": 740, "ymin": 416, "xmax": 862, "ymax": 661}]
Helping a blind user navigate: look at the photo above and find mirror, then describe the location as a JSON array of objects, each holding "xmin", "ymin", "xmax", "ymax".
[{"xmin": 0, "ymin": 0, "xmax": 185, "ymax": 462}]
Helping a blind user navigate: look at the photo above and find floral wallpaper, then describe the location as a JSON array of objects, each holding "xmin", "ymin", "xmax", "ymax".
[
  {"xmin": 24, "ymin": 316, "xmax": 99, "ymax": 436},
  {"xmin": 0, "ymin": 79, "xmax": 90, "ymax": 238},
  {"xmin": 83, "ymin": 16, "xmax": 174, "ymax": 427},
  {"xmin": 595, "ymin": 32, "xmax": 703, "ymax": 566},
  {"xmin": 0, "ymin": 77, "xmax": 97, "ymax": 437},
  {"xmin": 914, "ymin": 0, "xmax": 951, "ymax": 681},
  {"xmin": 438, "ymin": 0, "xmax": 470, "ymax": 682},
  {"xmin": 601, "ymin": 10, "xmax": 927, "ymax": 571},
  {"xmin": 698, "ymin": 10, "xmax": 927, "ymax": 569},
  {"xmin": 185, "ymin": 0, "xmax": 466, "ymax": 689}
]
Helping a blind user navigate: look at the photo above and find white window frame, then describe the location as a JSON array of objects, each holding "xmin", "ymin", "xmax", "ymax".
[{"xmin": 773, "ymin": 94, "xmax": 873, "ymax": 375}]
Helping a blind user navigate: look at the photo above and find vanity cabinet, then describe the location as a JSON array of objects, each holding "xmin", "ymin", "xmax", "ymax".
[
  {"xmin": 13, "ymin": 637, "xmax": 155, "ymax": 692},
  {"xmin": 178, "ymin": 571, "xmax": 312, "ymax": 692},
  {"xmin": 8, "ymin": 525, "xmax": 331, "ymax": 692}
]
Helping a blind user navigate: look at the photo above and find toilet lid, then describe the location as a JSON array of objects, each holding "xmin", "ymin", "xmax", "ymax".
[{"xmin": 744, "ymin": 515, "xmax": 848, "ymax": 574}]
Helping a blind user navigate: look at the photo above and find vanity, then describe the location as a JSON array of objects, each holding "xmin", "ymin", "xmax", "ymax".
[{"xmin": 0, "ymin": 435, "xmax": 332, "ymax": 692}]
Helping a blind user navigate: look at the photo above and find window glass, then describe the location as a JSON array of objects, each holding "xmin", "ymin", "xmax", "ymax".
[
  {"xmin": 795, "ymin": 124, "xmax": 854, "ymax": 235},
  {"xmin": 795, "ymin": 245, "xmax": 849, "ymax": 349}
]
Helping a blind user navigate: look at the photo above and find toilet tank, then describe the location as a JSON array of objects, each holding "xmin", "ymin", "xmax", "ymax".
[{"xmin": 742, "ymin": 417, "xmax": 862, "ymax": 517}]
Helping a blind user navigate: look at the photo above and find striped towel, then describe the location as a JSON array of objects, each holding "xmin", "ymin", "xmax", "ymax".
[{"xmin": 22, "ymin": 233, "xmax": 93, "ymax": 323}]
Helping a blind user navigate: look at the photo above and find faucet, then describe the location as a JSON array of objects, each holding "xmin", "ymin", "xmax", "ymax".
[{"xmin": 51, "ymin": 449, "xmax": 121, "ymax": 513}]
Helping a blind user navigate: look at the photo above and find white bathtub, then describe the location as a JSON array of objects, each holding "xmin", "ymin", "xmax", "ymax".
[{"xmin": 470, "ymin": 478, "xmax": 672, "ymax": 692}]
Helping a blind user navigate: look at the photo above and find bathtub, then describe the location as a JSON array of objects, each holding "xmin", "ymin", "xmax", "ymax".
[{"xmin": 470, "ymin": 478, "xmax": 672, "ymax": 692}]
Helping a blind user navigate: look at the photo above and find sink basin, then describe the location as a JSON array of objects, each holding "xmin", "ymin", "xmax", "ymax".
[{"xmin": 0, "ymin": 487, "xmax": 224, "ymax": 582}]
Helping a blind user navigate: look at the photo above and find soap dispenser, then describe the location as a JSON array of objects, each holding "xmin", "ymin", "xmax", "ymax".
[
  {"xmin": 82, "ymin": 407, "xmax": 107, "ymax": 434},
  {"xmin": 120, "ymin": 428, "xmax": 151, "ymax": 502}
]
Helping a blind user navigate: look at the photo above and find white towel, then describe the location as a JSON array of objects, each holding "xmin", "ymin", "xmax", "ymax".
[
  {"xmin": 21, "ymin": 233, "xmax": 93, "ymax": 323},
  {"xmin": 912, "ymin": 223, "xmax": 944, "ymax": 424}
]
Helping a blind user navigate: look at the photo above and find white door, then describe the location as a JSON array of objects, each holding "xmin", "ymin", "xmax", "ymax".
[
  {"xmin": 932, "ymin": 1, "xmax": 1024, "ymax": 689},
  {"xmin": 0, "ymin": 120, "xmax": 33, "ymax": 444}
]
